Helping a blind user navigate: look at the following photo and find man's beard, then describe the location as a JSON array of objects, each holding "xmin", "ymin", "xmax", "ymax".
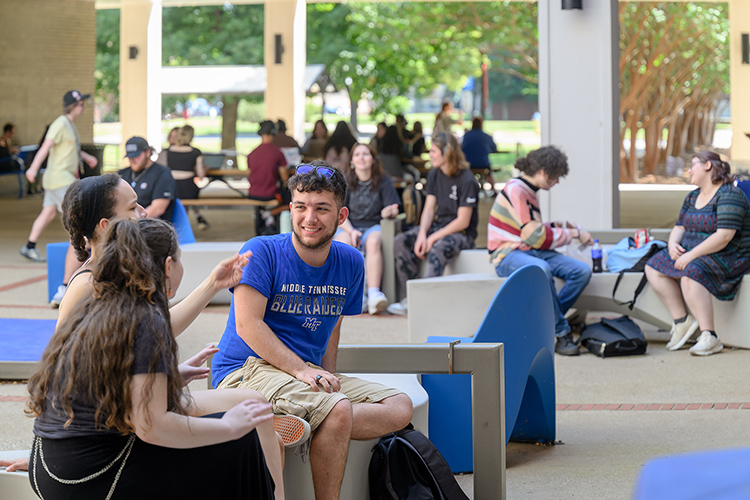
[{"xmin": 292, "ymin": 223, "xmax": 337, "ymax": 251}]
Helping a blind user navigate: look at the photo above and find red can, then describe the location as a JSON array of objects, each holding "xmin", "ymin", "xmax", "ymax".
[{"xmin": 635, "ymin": 229, "xmax": 650, "ymax": 248}]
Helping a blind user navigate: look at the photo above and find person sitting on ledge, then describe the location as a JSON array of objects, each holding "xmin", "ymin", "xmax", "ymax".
[
  {"xmin": 486, "ymin": 145, "xmax": 593, "ymax": 356},
  {"xmin": 645, "ymin": 150, "xmax": 750, "ymax": 356}
]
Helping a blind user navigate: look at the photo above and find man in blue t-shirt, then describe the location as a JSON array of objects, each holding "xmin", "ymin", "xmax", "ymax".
[{"xmin": 212, "ymin": 161, "xmax": 413, "ymax": 499}]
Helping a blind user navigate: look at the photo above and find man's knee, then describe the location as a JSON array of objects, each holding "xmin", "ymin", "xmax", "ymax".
[
  {"xmin": 385, "ymin": 393, "xmax": 414, "ymax": 429},
  {"xmin": 321, "ymin": 398, "xmax": 353, "ymax": 432}
]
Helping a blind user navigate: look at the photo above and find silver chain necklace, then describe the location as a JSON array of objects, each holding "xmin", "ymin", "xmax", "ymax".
[{"xmin": 31, "ymin": 434, "xmax": 135, "ymax": 500}]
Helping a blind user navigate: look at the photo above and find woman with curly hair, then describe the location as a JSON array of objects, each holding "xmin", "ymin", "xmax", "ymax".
[
  {"xmin": 645, "ymin": 151, "xmax": 750, "ymax": 356},
  {"xmin": 388, "ymin": 132, "xmax": 479, "ymax": 316},
  {"xmin": 334, "ymin": 143, "xmax": 401, "ymax": 314},
  {"xmin": 27, "ymin": 218, "xmax": 280, "ymax": 499},
  {"xmin": 486, "ymin": 145, "xmax": 593, "ymax": 356}
]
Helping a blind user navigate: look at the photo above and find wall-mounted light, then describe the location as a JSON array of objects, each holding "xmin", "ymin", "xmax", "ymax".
[
  {"xmin": 129, "ymin": 46, "xmax": 139, "ymax": 59},
  {"xmin": 742, "ymin": 34, "xmax": 749, "ymax": 65},
  {"xmin": 562, "ymin": 0, "xmax": 582, "ymax": 10},
  {"xmin": 275, "ymin": 34, "xmax": 284, "ymax": 64}
]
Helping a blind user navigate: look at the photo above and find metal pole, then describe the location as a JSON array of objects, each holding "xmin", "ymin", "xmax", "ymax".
[{"xmin": 337, "ymin": 344, "xmax": 506, "ymax": 500}]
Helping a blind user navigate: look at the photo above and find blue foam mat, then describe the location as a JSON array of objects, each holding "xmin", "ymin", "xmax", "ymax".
[{"xmin": 0, "ymin": 319, "xmax": 56, "ymax": 362}]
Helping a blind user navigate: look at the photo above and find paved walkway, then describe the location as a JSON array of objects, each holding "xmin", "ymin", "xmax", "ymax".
[{"xmin": 2, "ymin": 184, "xmax": 750, "ymax": 499}]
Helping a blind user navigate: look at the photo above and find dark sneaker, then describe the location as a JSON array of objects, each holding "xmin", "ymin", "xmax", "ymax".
[{"xmin": 555, "ymin": 334, "xmax": 580, "ymax": 356}]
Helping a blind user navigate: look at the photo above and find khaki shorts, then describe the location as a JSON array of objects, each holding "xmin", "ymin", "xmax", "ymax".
[
  {"xmin": 43, "ymin": 186, "xmax": 69, "ymax": 212},
  {"xmin": 217, "ymin": 357, "xmax": 403, "ymax": 431}
]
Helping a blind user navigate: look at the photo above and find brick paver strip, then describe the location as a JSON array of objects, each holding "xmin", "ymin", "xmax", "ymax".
[
  {"xmin": 0, "ymin": 275, "xmax": 47, "ymax": 293},
  {"xmin": 715, "ymin": 403, "xmax": 727, "ymax": 410},
  {"xmin": 620, "ymin": 404, "xmax": 635, "ymax": 410},
  {"xmin": 729, "ymin": 403, "xmax": 741, "ymax": 409},
  {"xmin": 552, "ymin": 402, "xmax": 750, "ymax": 411},
  {"xmin": 580, "ymin": 404, "xmax": 595, "ymax": 410},
  {"xmin": 674, "ymin": 404, "xmax": 688, "ymax": 410},
  {"xmin": 556, "ymin": 404, "xmax": 569, "ymax": 411},
  {"xmin": 700, "ymin": 403, "xmax": 714, "ymax": 410},
  {"xmin": 661, "ymin": 404, "xmax": 674, "ymax": 410},
  {"xmin": 566, "ymin": 404, "xmax": 581, "ymax": 410},
  {"xmin": 742, "ymin": 404, "xmax": 750, "ymax": 409},
  {"xmin": 606, "ymin": 404, "xmax": 621, "ymax": 410},
  {"xmin": 594, "ymin": 404, "xmax": 608, "ymax": 410},
  {"xmin": 0, "ymin": 396, "xmax": 27, "ymax": 403},
  {"xmin": 687, "ymin": 404, "xmax": 701, "ymax": 410},
  {"xmin": 634, "ymin": 404, "xmax": 648, "ymax": 410}
]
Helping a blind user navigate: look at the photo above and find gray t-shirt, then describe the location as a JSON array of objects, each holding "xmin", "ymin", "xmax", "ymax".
[
  {"xmin": 33, "ymin": 315, "xmax": 169, "ymax": 439},
  {"xmin": 344, "ymin": 175, "xmax": 401, "ymax": 230}
]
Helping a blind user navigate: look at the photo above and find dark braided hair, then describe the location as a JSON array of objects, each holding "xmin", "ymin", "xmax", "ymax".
[
  {"xmin": 62, "ymin": 174, "xmax": 122, "ymax": 261},
  {"xmin": 693, "ymin": 150, "xmax": 734, "ymax": 185}
]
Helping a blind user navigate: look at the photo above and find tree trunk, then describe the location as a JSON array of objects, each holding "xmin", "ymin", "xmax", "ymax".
[
  {"xmin": 642, "ymin": 120, "xmax": 659, "ymax": 175},
  {"xmin": 221, "ymin": 95, "xmax": 239, "ymax": 150},
  {"xmin": 348, "ymin": 87, "xmax": 359, "ymax": 134}
]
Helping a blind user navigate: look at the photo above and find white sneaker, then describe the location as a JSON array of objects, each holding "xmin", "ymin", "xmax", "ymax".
[
  {"xmin": 273, "ymin": 414, "xmax": 311, "ymax": 448},
  {"xmin": 689, "ymin": 331, "xmax": 723, "ymax": 356},
  {"xmin": 367, "ymin": 291, "xmax": 388, "ymax": 315},
  {"xmin": 387, "ymin": 298, "xmax": 408, "ymax": 316},
  {"xmin": 666, "ymin": 315, "xmax": 699, "ymax": 351},
  {"xmin": 20, "ymin": 246, "xmax": 45, "ymax": 263},
  {"xmin": 50, "ymin": 285, "xmax": 66, "ymax": 308}
]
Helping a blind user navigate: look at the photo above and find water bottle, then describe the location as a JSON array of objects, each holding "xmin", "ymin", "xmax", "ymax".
[{"xmin": 591, "ymin": 239, "xmax": 603, "ymax": 273}]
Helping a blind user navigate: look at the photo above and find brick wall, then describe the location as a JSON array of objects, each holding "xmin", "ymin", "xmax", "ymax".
[{"xmin": 0, "ymin": 0, "xmax": 96, "ymax": 146}]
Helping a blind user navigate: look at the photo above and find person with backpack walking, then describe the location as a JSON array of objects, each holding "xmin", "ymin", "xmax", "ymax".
[
  {"xmin": 645, "ymin": 151, "xmax": 750, "ymax": 356},
  {"xmin": 486, "ymin": 146, "xmax": 594, "ymax": 356}
]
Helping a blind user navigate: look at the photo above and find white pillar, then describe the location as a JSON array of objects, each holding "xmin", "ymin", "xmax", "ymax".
[
  {"xmin": 729, "ymin": 0, "xmax": 750, "ymax": 165},
  {"xmin": 120, "ymin": 0, "xmax": 162, "ymax": 158},
  {"xmin": 538, "ymin": 0, "xmax": 620, "ymax": 229},
  {"xmin": 264, "ymin": 0, "xmax": 307, "ymax": 143}
]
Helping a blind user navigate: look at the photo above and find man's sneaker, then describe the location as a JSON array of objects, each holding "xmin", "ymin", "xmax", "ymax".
[
  {"xmin": 196, "ymin": 216, "xmax": 210, "ymax": 231},
  {"xmin": 273, "ymin": 414, "xmax": 311, "ymax": 448},
  {"xmin": 555, "ymin": 334, "xmax": 580, "ymax": 356},
  {"xmin": 50, "ymin": 285, "xmax": 66, "ymax": 309},
  {"xmin": 368, "ymin": 291, "xmax": 388, "ymax": 315},
  {"xmin": 666, "ymin": 314, "xmax": 699, "ymax": 351},
  {"xmin": 20, "ymin": 246, "xmax": 45, "ymax": 263},
  {"xmin": 387, "ymin": 299, "xmax": 408, "ymax": 316},
  {"xmin": 689, "ymin": 331, "xmax": 723, "ymax": 356}
]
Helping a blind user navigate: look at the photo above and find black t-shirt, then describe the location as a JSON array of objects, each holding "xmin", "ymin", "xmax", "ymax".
[
  {"xmin": 119, "ymin": 162, "xmax": 176, "ymax": 221},
  {"xmin": 426, "ymin": 167, "xmax": 480, "ymax": 241},
  {"xmin": 34, "ymin": 316, "xmax": 170, "ymax": 439},
  {"xmin": 167, "ymin": 147, "xmax": 201, "ymax": 173},
  {"xmin": 344, "ymin": 175, "xmax": 402, "ymax": 230}
]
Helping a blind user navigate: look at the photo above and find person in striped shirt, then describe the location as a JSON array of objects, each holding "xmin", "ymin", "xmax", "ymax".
[{"xmin": 487, "ymin": 146, "xmax": 593, "ymax": 356}]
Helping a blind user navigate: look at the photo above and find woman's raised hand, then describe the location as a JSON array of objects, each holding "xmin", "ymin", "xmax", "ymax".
[
  {"xmin": 209, "ymin": 251, "xmax": 252, "ymax": 291},
  {"xmin": 222, "ymin": 400, "xmax": 274, "ymax": 440}
]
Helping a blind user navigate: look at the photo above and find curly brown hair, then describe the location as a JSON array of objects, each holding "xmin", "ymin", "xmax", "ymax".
[
  {"xmin": 62, "ymin": 174, "xmax": 122, "ymax": 261},
  {"xmin": 27, "ymin": 218, "xmax": 186, "ymax": 433},
  {"xmin": 515, "ymin": 146, "xmax": 569, "ymax": 180},
  {"xmin": 346, "ymin": 143, "xmax": 384, "ymax": 191}
]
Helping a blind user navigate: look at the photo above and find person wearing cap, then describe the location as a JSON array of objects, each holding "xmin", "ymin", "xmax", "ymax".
[
  {"xmin": 247, "ymin": 120, "xmax": 289, "ymax": 235},
  {"xmin": 118, "ymin": 136, "xmax": 176, "ymax": 221},
  {"xmin": 21, "ymin": 90, "xmax": 98, "ymax": 306}
]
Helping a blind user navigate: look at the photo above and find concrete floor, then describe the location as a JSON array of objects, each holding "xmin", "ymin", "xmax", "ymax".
[{"xmin": 1, "ymin": 178, "xmax": 749, "ymax": 499}]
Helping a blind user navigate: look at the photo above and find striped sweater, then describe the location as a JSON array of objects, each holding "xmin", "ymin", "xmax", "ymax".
[{"xmin": 488, "ymin": 177, "xmax": 575, "ymax": 265}]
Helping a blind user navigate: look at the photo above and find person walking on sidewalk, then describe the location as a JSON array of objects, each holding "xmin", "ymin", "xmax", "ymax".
[{"xmin": 21, "ymin": 90, "xmax": 98, "ymax": 308}]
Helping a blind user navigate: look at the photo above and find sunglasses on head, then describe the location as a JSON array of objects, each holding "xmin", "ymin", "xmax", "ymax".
[{"xmin": 295, "ymin": 164, "xmax": 336, "ymax": 178}]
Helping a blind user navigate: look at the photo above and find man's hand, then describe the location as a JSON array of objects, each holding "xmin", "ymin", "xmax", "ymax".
[
  {"xmin": 295, "ymin": 366, "xmax": 340, "ymax": 393},
  {"xmin": 83, "ymin": 154, "xmax": 98, "ymax": 168},
  {"xmin": 414, "ymin": 232, "xmax": 429, "ymax": 259},
  {"xmin": 0, "ymin": 457, "xmax": 28, "ymax": 472},
  {"xmin": 178, "ymin": 344, "xmax": 219, "ymax": 385},
  {"xmin": 578, "ymin": 229, "xmax": 594, "ymax": 246},
  {"xmin": 25, "ymin": 168, "xmax": 38, "ymax": 184},
  {"xmin": 208, "ymin": 251, "xmax": 251, "ymax": 292}
]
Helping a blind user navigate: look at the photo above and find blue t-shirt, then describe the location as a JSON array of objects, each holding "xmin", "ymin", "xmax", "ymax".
[
  {"xmin": 211, "ymin": 233, "xmax": 365, "ymax": 388},
  {"xmin": 461, "ymin": 129, "xmax": 496, "ymax": 169}
]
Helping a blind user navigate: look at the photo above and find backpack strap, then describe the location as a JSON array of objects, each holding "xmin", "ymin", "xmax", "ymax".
[{"xmin": 612, "ymin": 271, "xmax": 648, "ymax": 311}]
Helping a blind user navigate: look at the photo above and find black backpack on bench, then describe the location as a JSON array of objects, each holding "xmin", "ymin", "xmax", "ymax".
[{"xmin": 369, "ymin": 424, "xmax": 469, "ymax": 500}]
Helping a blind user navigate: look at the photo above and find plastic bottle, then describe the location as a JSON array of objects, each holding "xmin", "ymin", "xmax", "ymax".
[{"xmin": 591, "ymin": 239, "xmax": 603, "ymax": 273}]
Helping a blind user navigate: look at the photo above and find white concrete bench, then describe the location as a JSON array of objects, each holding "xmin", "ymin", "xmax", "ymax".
[
  {"xmin": 0, "ymin": 450, "xmax": 36, "ymax": 500},
  {"xmin": 406, "ymin": 246, "xmax": 750, "ymax": 349},
  {"xmin": 173, "ymin": 241, "xmax": 245, "ymax": 304}
]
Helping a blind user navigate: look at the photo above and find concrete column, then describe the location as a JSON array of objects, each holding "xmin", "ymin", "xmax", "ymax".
[
  {"xmin": 538, "ymin": 0, "xmax": 620, "ymax": 229},
  {"xmin": 120, "ymin": 0, "xmax": 162, "ymax": 160},
  {"xmin": 729, "ymin": 0, "xmax": 750, "ymax": 165},
  {"xmin": 264, "ymin": 0, "xmax": 307, "ymax": 143}
]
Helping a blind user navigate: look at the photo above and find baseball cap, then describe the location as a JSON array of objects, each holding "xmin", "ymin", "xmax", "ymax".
[
  {"xmin": 258, "ymin": 120, "xmax": 276, "ymax": 136},
  {"xmin": 123, "ymin": 136, "xmax": 150, "ymax": 158},
  {"xmin": 63, "ymin": 90, "xmax": 91, "ymax": 107}
]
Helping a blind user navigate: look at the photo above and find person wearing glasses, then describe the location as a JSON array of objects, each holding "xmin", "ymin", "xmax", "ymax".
[
  {"xmin": 388, "ymin": 132, "xmax": 480, "ymax": 316},
  {"xmin": 21, "ymin": 90, "xmax": 99, "ymax": 308},
  {"xmin": 211, "ymin": 161, "xmax": 413, "ymax": 500}
]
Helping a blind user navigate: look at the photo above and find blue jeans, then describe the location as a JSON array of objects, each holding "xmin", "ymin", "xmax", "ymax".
[{"xmin": 495, "ymin": 249, "xmax": 592, "ymax": 337}]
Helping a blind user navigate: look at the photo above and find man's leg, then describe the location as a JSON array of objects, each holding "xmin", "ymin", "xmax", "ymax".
[
  {"xmin": 539, "ymin": 250, "xmax": 592, "ymax": 313},
  {"xmin": 27, "ymin": 205, "xmax": 58, "ymax": 243},
  {"xmin": 350, "ymin": 393, "xmax": 413, "ymax": 440},
  {"xmin": 310, "ymin": 399, "xmax": 353, "ymax": 500},
  {"xmin": 496, "ymin": 250, "xmax": 570, "ymax": 337}
]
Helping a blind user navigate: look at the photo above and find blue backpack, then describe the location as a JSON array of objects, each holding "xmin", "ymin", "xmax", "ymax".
[{"xmin": 607, "ymin": 237, "xmax": 667, "ymax": 310}]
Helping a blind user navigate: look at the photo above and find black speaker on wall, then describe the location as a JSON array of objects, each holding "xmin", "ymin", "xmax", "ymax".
[
  {"xmin": 742, "ymin": 34, "xmax": 749, "ymax": 65},
  {"xmin": 562, "ymin": 0, "xmax": 583, "ymax": 9}
]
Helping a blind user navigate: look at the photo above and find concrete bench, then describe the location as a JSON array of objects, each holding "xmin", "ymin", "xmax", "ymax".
[
  {"xmin": 405, "ymin": 244, "xmax": 750, "ymax": 349},
  {"xmin": 179, "ymin": 197, "xmax": 277, "ymax": 207},
  {"xmin": 0, "ymin": 450, "xmax": 36, "ymax": 500}
]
